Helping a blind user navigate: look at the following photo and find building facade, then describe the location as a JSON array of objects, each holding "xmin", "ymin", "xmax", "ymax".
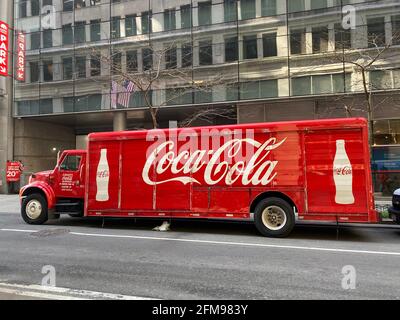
[{"xmin": 9, "ymin": 0, "xmax": 400, "ymax": 195}]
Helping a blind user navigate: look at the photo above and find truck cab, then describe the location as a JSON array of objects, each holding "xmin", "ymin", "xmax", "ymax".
[{"xmin": 20, "ymin": 150, "xmax": 87, "ymax": 224}]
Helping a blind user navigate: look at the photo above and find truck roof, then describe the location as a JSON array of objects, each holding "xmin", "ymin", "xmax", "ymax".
[{"xmin": 88, "ymin": 117, "xmax": 367, "ymax": 142}]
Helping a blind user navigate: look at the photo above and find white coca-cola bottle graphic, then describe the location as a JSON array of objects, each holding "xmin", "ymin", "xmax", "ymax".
[
  {"xmin": 333, "ymin": 140, "xmax": 354, "ymax": 205},
  {"xmin": 96, "ymin": 149, "xmax": 110, "ymax": 202}
]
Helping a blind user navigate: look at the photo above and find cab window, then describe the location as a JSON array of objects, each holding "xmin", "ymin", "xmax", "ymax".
[{"xmin": 60, "ymin": 155, "xmax": 81, "ymax": 172}]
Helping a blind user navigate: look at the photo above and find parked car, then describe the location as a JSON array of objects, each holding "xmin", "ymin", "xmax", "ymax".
[{"xmin": 389, "ymin": 188, "xmax": 400, "ymax": 223}]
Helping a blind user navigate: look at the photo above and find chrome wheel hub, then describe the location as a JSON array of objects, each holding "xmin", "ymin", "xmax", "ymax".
[
  {"xmin": 26, "ymin": 200, "xmax": 42, "ymax": 220},
  {"xmin": 261, "ymin": 206, "xmax": 287, "ymax": 231}
]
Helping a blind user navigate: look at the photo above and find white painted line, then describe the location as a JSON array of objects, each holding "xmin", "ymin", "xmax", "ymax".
[
  {"xmin": 70, "ymin": 231, "xmax": 400, "ymax": 256},
  {"xmin": 2, "ymin": 228, "xmax": 400, "ymax": 257},
  {"xmin": 0, "ymin": 283, "xmax": 156, "ymax": 300},
  {"xmin": 1, "ymin": 228, "xmax": 36, "ymax": 233},
  {"xmin": 0, "ymin": 287, "xmax": 84, "ymax": 300}
]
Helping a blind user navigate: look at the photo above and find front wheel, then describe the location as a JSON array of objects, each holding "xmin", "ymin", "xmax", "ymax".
[
  {"xmin": 21, "ymin": 193, "xmax": 48, "ymax": 225},
  {"xmin": 254, "ymin": 197, "xmax": 295, "ymax": 238}
]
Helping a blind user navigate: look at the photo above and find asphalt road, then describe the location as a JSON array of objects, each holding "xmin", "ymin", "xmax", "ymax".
[{"xmin": 1, "ymin": 195, "xmax": 400, "ymax": 300}]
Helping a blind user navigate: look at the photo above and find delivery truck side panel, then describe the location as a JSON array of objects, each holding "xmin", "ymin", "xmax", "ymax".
[{"xmin": 84, "ymin": 119, "xmax": 377, "ymax": 224}]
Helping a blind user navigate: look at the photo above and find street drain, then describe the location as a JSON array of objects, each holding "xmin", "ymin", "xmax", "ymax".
[{"xmin": 30, "ymin": 229, "xmax": 70, "ymax": 238}]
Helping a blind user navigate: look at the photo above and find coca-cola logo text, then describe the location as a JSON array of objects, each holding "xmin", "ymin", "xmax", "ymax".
[
  {"xmin": 97, "ymin": 170, "xmax": 109, "ymax": 178},
  {"xmin": 334, "ymin": 166, "xmax": 352, "ymax": 176},
  {"xmin": 142, "ymin": 136, "xmax": 287, "ymax": 186}
]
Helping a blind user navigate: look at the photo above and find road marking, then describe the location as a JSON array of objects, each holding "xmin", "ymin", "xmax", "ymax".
[
  {"xmin": 0, "ymin": 283, "xmax": 156, "ymax": 300},
  {"xmin": 2, "ymin": 228, "xmax": 400, "ymax": 257}
]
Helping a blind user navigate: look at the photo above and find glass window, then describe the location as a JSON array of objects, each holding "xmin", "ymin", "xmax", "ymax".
[
  {"xmin": 74, "ymin": 21, "xmax": 86, "ymax": 44},
  {"xmin": 261, "ymin": 0, "xmax": 276, "ymax": 17},
  {"xmin": 292, "ymin": 76, "xmax": 311, "ymax": 96},
  {"xmin": 312, "ymin": 27, "xmax": 329, "ymax": 53},
  {"xmin": 143, "ymin": 48, "xmax": 153, "ymax": 71},
  {"xmin": 63, "ymin": 0, "xmax": 73, "ymax": 12},
  {"xmin": 90, "ymin": 20, "xmax": 101, "ymax": 41},
  {"xmin": 31, "ymin": 0, "xmax": 40, "ymax": 16},
  {"xmin": 60, "ymin": 155, "xmax": 81, "ymax": 171},
  {"xmin": 43, "ymin": 29, "xmax": 53, "ymax": 48},
  {"xmin": 63, "ymin": 57, "xmax": 73, "ymax": 80},
  {"xmin": 311, "ymin": 0, "xmax": 327, "ymax": 10},
  {"xmin": 288, "ymin": 0, "xmax": 305, "ymax": 13},
  {"xmin": 198, "ymin": 2, "xmax": 212, "ymax": 26},
  {"xmin": 126, "ymin": 15, "xmax": 137, "ymax": 36},
  {"xmin": 164, "ymin": 9, "xmax": 176, "ymax": 31},
  {"xmin": 141, "ymin": 11, "xmax": 152, "ymax": 34},
  {"xmin": 181, "ymin": 4, "xmax": 192, "ymax": 29},
  {"xmin": 332, "ymin": 73, "xmax": 351, "ymax": 93},
  {"xmin": 63, "ymin": 24, "xmax": 73, "ymax": 45},
  {"xmin": 394, "ymin": 69, "xmax": 400, "ymax": 88},
  {"xmin": 63, "ymin": 97, "xmax": 74, "ymax": 112},
  {"xmin": 182, "ymin": 43, "xmax": 192, "ymax": 67},
  {"xmin": 111, "ymin": 17, "xmax": 121, "ymax": 39},
  {"xmin": 40, "ymin": 99, "xmax": 53, "ymax": 114},
  {"xmin": 19, "ymin": 2, "xmax": 27, "ymax": 18},
  {"xmin": 241, "ymin": 0, "xmax": 256, "ymax": 20},
  {"xmin": 181, "ymin": 5, "xmax": 192, "ymax": 29},
  {"xmin": 126, "ymin": 51, "xmax": 138, "ymax": 72},
  {"xmin": 240, "ymin": 80, "xmax": 278, "ymax": 99},
  {"xmin": 166, "ymin": 88, "xmax": 192, "ymax": 105},
  {"xmin": 368, "ymin": 17, "xmax": 386, "ymax": 47},
  {"xmin": 30, "ymin": 62, "xmax": 40, "ymax": 83},
  {"xmin": 263, "ymin": 33, "xmax": 277, "ymax": 57},
  {"xmin": 290, "ymin": 29, "xmax": 306, "ymax": 55},
  {"xmin": 75, "ymin": 57, "xmax": 86, "ymax": 78},
  {"xmin": 370, "ymin": 70, "xmax": 393, "ymax": 90},
  {"xmin": 313, "ymin": 74, "xmax": 332, "ymax": 94},
  {"xmin": 224, "ymin": 0, "xmax": 237, "ymax": 23},
  {"xmin": 243, "ymin": 35, "xmax": 258, "ymax": 60},
  {"xmin": 31, "ymin": 32, "xmax": 41, "ymax": 50},
  {"xmin": 43, "ymin": 60, "xmax": 53, "ymax": 82},
  {"xmin": 166, "ymin": 46, "xmax": 177, "ymax": 69},
  {"xmin": 335, "ymin": 23, "xmax": 351, "ymax": 50},
  {"xmin": 392, "ymin": 15, "xmax": 400, "ymax": 45},
  {"xmin": 194, "ymin": 88, "xmax": 212, "ymax": 103},
  {"xmin": 91, "ymin": 55, "xmax": 101, "ymax": 76},
  {"xmin": 199, "ymin": 40, "xmax": 213, "ymax": 65},
  {"xmin": 111, "ymin": 52, "xmax": 122, "ymax": 75},
  {"xmin": 225, "ymin": 36, "xmax": 238, "ymax": 62}
]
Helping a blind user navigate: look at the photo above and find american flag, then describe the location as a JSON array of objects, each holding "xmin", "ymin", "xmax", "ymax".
[{"xmin": 111, "ymin": 80, "xmax": 135, "ymax": 109}]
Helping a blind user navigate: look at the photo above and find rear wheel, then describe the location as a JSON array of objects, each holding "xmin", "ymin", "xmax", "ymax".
[
  {"xmin": 21, "ymin": 193, "xmax": 48, "ymax": 225},
  {"xmin": 254, "ymin": 197, "xmax": 295, "ymax": 237}
]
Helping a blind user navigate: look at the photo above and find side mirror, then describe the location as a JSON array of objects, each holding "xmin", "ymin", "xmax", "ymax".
[{"xmin": 80, "ymin": 164, "xmax": 86, "ymax": 181}]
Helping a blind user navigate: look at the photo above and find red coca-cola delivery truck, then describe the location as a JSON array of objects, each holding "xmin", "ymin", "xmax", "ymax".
[{"xmin": 20, "ymin": 118, "xmax": 379, "ymax": 237}]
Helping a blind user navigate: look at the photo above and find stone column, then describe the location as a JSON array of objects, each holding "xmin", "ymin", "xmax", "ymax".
[{"xmin": 113, "ymin": 111, "xmax": 127, "ymax": 131}]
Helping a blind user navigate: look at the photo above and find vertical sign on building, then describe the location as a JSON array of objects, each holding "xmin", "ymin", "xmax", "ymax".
[
  {"xmin": 16, "ymin": 31, "xmax": 26, "ymax": 82},
  {"xmin": 0, "ymin": 21, "xmax": 9, "ymax": 77}
]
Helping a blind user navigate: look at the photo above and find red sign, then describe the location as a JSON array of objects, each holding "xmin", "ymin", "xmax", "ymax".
[
  {"xmin": 16, "ymin": 31, "xmax": 26, "ymax": 82},
  {"xmin": 6, "ymin": 161, "xmax": 23, "ymax": 183},
  {"xmin": 0, "ymin": 21, "xmax": 9, "ymax": 77}
]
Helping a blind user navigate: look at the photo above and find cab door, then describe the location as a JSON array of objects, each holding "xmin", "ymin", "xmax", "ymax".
[{"xmin": 54, "ymin": 152, "xmax": 86, "ymax": 199}]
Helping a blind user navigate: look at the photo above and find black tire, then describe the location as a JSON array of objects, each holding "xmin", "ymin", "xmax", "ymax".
[
  {"xmin": 21, "ymin": 193, "xmax": 48, "ymax": 225},
  {"xmin": 254, "ymin": 197, "xmax": 295, "ymax": 238}
]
